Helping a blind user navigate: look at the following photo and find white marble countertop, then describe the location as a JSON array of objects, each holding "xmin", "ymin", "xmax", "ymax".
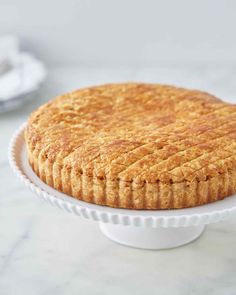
[{"xmin": 0, "ymin": 65, "xmax": 236, "ymax": 295}]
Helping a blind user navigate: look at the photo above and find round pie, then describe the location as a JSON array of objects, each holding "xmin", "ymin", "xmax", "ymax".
[{"xmin": 25, "ymin": 83, "xmax": 236, "ymax": 209}]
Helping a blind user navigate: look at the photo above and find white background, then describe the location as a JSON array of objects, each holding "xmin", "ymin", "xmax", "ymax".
[{"xmin": 0, "ymin": 0, "xmax": 236, "ymax": 66}]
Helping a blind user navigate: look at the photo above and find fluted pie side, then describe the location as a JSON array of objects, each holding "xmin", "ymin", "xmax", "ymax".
[{"xmin": 25, "ymin": 83, "xmax": 236, "ymax": 209}]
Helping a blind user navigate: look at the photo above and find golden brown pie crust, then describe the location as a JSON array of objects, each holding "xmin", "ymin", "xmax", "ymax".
[{"xmin": 25, "ymin": 83, "xmax": 236, "ymax": 209}]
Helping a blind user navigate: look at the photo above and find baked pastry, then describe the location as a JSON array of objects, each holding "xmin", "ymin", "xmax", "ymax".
[{"xmin": 25, "ymin": 83, "xmax": 236, "ymax": 209}]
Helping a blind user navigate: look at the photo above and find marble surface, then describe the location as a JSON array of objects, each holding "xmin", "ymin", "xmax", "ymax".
[{"xmin": 0, "ymin": 65, "xmax": 236, "ymax": 295}]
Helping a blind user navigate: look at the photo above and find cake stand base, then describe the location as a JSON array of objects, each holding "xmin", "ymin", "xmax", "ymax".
[{"xmin": 99, "ymin": 223, "xmax": 206, "ymax": 250}]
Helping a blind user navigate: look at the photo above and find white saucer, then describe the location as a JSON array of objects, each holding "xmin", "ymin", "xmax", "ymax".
[
  {"xmin": 9, "ymin": 124, "xmax": 236, "ymax": 249},
  {"xmin": 0, "ymin": 53, "xmax": 46, "ymax": 113}
]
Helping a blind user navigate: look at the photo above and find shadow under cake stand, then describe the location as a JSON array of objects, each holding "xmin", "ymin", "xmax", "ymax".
[{"xmin": 9, "ymin": 124, "xmax": 236, "ymax": 250}]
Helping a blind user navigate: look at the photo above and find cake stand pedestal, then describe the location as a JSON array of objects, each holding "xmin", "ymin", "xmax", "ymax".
[
  {"xmin": 9, "ymin": 124, "xmax": 236, "ymax": 250},
  {"xmin": 99, "ymin": 223, "xmax": 205, "ymax": 249}
]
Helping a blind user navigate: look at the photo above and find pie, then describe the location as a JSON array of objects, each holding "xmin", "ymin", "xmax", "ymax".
[{"xmin": 25, "ymin": 83, "xmax": 236, "ymax": 209}]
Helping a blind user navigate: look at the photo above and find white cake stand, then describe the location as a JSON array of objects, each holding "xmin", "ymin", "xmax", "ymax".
[{"xmin": 9, "ymin": 124, "xmax": 236, "ymax": 250}]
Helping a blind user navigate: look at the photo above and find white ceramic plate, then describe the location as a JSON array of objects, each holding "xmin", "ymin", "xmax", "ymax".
[
  {"xmin": 0, "ymin": 53, "xmax": 46, "ymax": 113},
  {"xmin": 9, "ymin": 123, "xmax": 236, "ymax": 228}
]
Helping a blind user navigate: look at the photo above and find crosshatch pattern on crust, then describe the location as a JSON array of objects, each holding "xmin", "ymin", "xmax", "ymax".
[{"xmin": 25, "ymin": 83, "xmax": 236, "ymax": 209}]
